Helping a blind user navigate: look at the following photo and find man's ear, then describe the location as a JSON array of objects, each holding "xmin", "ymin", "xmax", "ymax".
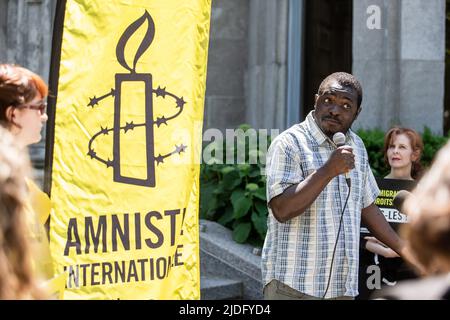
[{"xmin": 5, "ymin": 106, "xmax": 15, "ymax": 123}]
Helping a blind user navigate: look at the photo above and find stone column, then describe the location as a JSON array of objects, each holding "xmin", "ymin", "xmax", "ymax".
[
  {"xmin": 2, "ymin": 0, "xmax": 55, "ymax": 82},
  {"xmin": 352, "ymin": 0, "xmax": 445, "ymax": 134},
  {"xmin": 247, "ymin": 0, "xmax": 288, "ymax": 130},
  {"xmin": 399, "ymin": 0, "xmax": 445, "ymax": 134},
  {"xmin": 204, "ymin": 0, "xmax": 249, "ymax": 132}
]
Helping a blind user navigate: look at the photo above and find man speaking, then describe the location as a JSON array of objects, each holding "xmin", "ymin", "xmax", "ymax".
[{"xmin": 262, "ymin": 72, "xmax": 420, "ymax": 300}]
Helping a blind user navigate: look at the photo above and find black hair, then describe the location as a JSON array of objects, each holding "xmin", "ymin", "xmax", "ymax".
[{"xmin": 317, "ymin": 72, "xmax": 363, "ymax": 108}]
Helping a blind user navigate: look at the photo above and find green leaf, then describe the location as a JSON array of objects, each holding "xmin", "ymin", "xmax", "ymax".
[
  {"xmin": 200, "ymin": 182, "xmax": 219, "ymax": 217},
  {"xmin": 248, "ymin": 165, "xmax": 262, "ymax": 177},
  {"xmin": 237, "ymin": 164, "xmax": 251, "ymax": 171},
  {"xmin": 222, "ymin": 170, "xmax": 242, "ymax": 190},
  {"xmin": 253, "ymin": 187, "xmax": 266, "ymax": 201},
  {"xmin": 246, "ymin": 183, "xmax": 259, "ymax": 192},
  {"xmin": 232, "ymin": 222, "xmax": 252, "ymax": 243},
  {"xmin": 232, "ymin": 195, "xmax": 252, "ymax": 219},
  {"xmin": 231, "ymin": 189, "xmax": 245, "ymax": 205},
  {"xmin": 212, "ymin": 181, "xmax": 227, "ymax": 196},
  {"xmin": 254, "ymin": 200, "xmax": 268, "ymax": 216},
  {"xmin": 237, "ymin": 164, "xmax": 251, "ymax": 178},
  {"xmin": 221, "ymin": 166, "xmax": 235, "ymax": 174},
  {"xmin": 217, "ymin": 206, "xmax": 234, "ymax": 226},
  {"xmin": 251, "ymin": 211, "xmax": 267, "ymax": 239}
]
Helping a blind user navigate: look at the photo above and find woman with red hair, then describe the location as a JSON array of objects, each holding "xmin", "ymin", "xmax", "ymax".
[
  {"xmin": 364, "ymin": 127, "xmax": 424, "ymax": 257},
  {"xmin": 383, "ymin": 127, "xmax": 423, "ymax": 181},
  {"xmin": 0, "ymin": 64, "xmax": 48, "ymax": 146}
]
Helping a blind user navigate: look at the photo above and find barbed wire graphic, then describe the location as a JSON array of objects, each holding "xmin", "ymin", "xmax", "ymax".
[{"xmin": 87, "ymin": 86, "xmax": 187, "ymax": 168}]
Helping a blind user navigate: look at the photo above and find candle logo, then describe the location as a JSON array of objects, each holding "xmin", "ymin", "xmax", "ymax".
[{"xmin": 86, "ymin": 11, "xmax": 187, "ymax": 187}]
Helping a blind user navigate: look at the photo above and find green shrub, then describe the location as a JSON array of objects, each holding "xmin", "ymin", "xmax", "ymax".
[
  {"xmin": 200, "ymin": 125, "xmax": 449, "ymax": 247},
  {"xmin": 420, "ymin": 127, "xmax": 450, "ymax": 166},
  {"xmin": 355, "ymin": 128, "xmax": 388, "ymax": 177},
  {"xmin": 200, "ymin": 124, "xmax": 271, "ymax": 247}
]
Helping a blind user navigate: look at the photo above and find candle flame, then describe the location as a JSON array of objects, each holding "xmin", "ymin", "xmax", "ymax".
[{"xmin": 116, "ymin": 10, "xmax": 155, "ymax": 73}]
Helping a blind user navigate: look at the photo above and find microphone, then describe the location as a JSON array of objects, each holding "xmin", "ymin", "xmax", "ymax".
[
  {"xmin": 332, "ymin": 132, "xmax": 351, "ymax": 187},
  {"xmin": 392, "ymin": 190, "xmax": 412, "ymax": 212}
]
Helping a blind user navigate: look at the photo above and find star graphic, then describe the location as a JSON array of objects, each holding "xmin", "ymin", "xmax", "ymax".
[
  {"xmin": 106, "ymin": 159, "xmax": 114, "ymax": 168},
  {"xmin": 155, "ymin": 117, "xmax": 168, "ymax": 127},
  {"xmin": 100, "ymin": 126, "xmax": 109, "ymax": 135},
  {"xmin": 155, "ymin": 154, "xmax": 164, "ymax": 165},
  {"xmin": 175, "ymin": 144, "xmax": 187, "ymax": 154},
  {"xmin": 176, "ymin": 97, "xmax": 186, "ymax": 108},
  {"xmin": 124, "ymin": 121, "xmax": 135, "ymax": 133},
  {"xmin": 87, "ymin": 149, "xmax": 97, "ymax": 159},
  {"xmin": 88, "ymin": 96, "xmax": 99, "ymax": 107},
  {"xmin": 110, "ymin": 88, "xmax": 116, "ymax": 97},
  {"xmin": 155, "ymin": 86, "xmax": 167, "ymax": 98}
]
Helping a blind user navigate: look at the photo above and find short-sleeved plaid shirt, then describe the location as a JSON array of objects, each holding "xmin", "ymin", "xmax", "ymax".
[{"xmin": 261, "ymin": 111, "xmax": 380, "ymax": 298}]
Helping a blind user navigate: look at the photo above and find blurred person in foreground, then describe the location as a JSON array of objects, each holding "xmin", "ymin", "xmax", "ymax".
[
  {"xmin": 0, "ymin": 63, "xmax": 64, "ymax": 298},
  {"xmin": 374, "ymin": 139, "xmax": 450, "ymax": 300},
  {"xmin": 0, "ymin": 127, "xmax": 47, "ymax": 299}
]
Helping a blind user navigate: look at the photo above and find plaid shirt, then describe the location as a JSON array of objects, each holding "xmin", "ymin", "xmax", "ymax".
[{"xmin": 262, "ymin": 111, "xmax": 380, "ymax": 298}]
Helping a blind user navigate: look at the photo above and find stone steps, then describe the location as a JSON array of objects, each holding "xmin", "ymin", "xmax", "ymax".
[
  {"xmin": 199, "ymin": 219, "xmax": 263, "ymax": 300},
  {"xmin": 200, "ymin": 276, "xmax": 243, "ymax": 300}
]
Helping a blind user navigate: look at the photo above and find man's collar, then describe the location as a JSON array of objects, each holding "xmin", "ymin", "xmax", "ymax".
[{"xmin": 306, "ymin": 111, "xmax": 328, "ymax": 145}]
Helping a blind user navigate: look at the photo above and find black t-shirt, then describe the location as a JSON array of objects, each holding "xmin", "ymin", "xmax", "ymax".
[{"xmin": 357, "ymin": 178, "xmax": 417, "ymax": 300}]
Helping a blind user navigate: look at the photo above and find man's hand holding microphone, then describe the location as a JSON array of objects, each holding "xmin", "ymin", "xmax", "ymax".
[{"xmin": 322, "ymin": 132, "xmax": 354, "ymax": 187}]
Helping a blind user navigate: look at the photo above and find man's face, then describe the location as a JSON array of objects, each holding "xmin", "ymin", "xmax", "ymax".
[{"xmin": 313, "ymin": 80, "xmax": 360, "ymax": 139}]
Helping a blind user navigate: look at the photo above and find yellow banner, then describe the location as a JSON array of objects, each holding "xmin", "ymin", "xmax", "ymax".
[{"xmin": 47, "ymin": 0, "xmax": 211, "ymax": 299}]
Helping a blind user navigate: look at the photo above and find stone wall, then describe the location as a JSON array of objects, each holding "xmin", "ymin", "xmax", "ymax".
[
  {"xmin": 353, "ymin": 0, "xmax": 446, "ymax": 134},
  {"xmin": 204, "ymin": 0, "xmax": 289, "ymax": 132}
]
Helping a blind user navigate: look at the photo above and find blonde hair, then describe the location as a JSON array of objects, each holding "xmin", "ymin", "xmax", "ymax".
[
  {"xmin": 0, "ymin": 127, "xmax": 43, "ymax": 299},
  {"xmin": 401, "ymin": 140, "xmax": 450, "ymax": 274}
]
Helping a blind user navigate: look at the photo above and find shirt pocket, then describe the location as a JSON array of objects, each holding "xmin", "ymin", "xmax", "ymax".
[{"xmin": 300, "ymin": 150, "xmax": 323, "ymax": 179}]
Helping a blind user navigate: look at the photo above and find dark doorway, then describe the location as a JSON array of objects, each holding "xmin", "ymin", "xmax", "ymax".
[{"xmin": 302, "ymin": 0, "xmax": 353, "ymax": 119}]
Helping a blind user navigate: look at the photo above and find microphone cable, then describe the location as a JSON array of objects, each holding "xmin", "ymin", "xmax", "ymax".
[{"xmin": 322, "ymin": 177, "xmax": 351, "ymax": 299}]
